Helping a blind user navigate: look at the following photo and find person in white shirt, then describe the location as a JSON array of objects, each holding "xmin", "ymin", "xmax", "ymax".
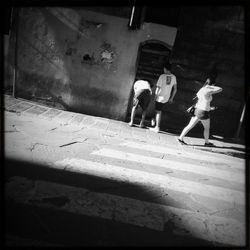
[
  {"xmin": 129, "ymin": 79, "xmax": 152, "ymax": 128},
  {"xmin": 178, "ymin": 77, "xmax": 222, "ymax": 146},
  {"xmin": 150, "ymin": 63, "xmax": 177, "ymax": 133}
]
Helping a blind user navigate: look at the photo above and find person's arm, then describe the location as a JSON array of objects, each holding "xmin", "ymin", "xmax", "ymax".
[
  {"xmin": 206, "ymin": 85, "xmax": 223, "ymax": 94},
  {"xmin": 154, "ymin": 75, "xmax": 162, "ymax": 98},
  {"xmin": 168, "ymin": 76, "xmax": 177, "ymax": 103},
  {"xmin": 169, "ymin": 83, "xmax": 177, "ymax": 103},
  {"xmin": 155, "ymin": 86, "xmax": 161, "ymax": 95}
]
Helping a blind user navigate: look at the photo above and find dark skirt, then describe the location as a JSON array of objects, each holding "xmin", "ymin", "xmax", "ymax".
[{"xmin": 194, "ymin": 108, "xmax": 210, "ymax": 120}]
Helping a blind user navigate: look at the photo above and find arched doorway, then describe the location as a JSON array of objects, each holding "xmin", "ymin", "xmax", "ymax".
[{"xmin": 126, "ymin": 40, "xmax": 172, "ymax": 124}]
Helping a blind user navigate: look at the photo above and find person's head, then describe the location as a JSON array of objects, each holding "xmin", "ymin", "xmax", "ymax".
[
  {"xmin": 204, "ymin": 76, "xmax": 219, "ymax": 87},
  {"xmin": 163, "ymin": 62, "xmax": 172, "ymax": 73},
  {"xmin": 205, "ymin": 63, "xmax": 218, "ymax": 86}
]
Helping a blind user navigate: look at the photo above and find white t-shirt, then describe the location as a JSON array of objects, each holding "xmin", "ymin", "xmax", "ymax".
[
  {"xmin": 133, "ymin": 80, "xmax": 152, "ymax": 96},
  {"xmin": 155, "ymin": 74, "xmax": 177, "ymax": 103},
  {"xmin": 195, "ymin": 86, "xmax": 213, "ymax": 111}
]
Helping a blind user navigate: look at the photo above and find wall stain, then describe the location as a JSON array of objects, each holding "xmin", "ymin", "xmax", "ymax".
[
  {"xmin": 81, "ymin": 53, "xmax": 95, "ymax": 65},
  {"xmin": 70, "ymin": 84, "xmax": 119, "ymax": 118},
  {"xmin": 77, "ymin": 18, "xmax": 103, "ymax": 40},
  {"xmin": 65, "ymin": 47, "xmax": 77, "ymax": 56},
  {"xmin": 16, "ymin": 70, "xmax": 70, "ymax": 110}
]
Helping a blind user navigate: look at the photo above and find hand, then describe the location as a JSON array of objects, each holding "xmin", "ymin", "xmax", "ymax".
[
  {"xmin": 210, "ymin": 106, "xmax": 217, "ymax": 111},
  {"xmin": 168, "ymin": 99, "xmax": 173, "ymax": 104}
]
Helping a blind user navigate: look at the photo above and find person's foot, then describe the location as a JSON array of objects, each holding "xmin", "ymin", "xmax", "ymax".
[
  {"xmin": 149, "ymin": 127, "xmax": 160, "ymax": 133},
  {"xmin": 178, "ymin": 138, "xmax": 187, "ymax": 145},
  {"xmin": 128, "ymin": 122, "xmax": 133, "ymax": 127},
  {"xmin": 204, "ymin": 142, "xmax": 214, "ymax": 147},
  {"xmin": 139, "ymin": 124, "xmax": 146, "ymax": 128},
  {"xmin": 151, "ymin": 118, "xmax": 156, "ymax": 127}
]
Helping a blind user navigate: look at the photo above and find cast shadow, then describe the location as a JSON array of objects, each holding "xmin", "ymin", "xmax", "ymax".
[{"xmin": 4, "ymin": 158, "xmax": 221, "ymax": 247}]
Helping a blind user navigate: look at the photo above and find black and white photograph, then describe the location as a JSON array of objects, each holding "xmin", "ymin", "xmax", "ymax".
[{"xmin": 2, "ymin": 0, "xmax": 249, "ymax": 247}]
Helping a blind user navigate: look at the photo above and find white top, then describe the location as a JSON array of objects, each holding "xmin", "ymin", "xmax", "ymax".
[
  {"xmin": 195, "ymin": 85, "xmax": 222, "ymax": 111},
  {"xmin": 133, "ymin": 80, "xmax": 152, "ymax": 95},
  {"xmin": 155, "ymin": 74, "xmax": 177, "ymax": 103}
]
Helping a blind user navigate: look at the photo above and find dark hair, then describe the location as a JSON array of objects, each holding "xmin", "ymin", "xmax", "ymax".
[
  {"xmin": 204, "ymin": 76, "xmax": 219, "ymax": 87},
  {"xmin": 163, "ymin": 62, "xmax": 171, "ymax": 71},
  {"xmin": 207, "ymin": 63, "xmax": 218, "ymax": 84}
]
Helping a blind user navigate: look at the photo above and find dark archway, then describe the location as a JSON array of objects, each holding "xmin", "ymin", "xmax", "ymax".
[
  {"xmin": 135, "ymin": 40, "xmax": 172, "ymax": 83},
  {"xmin": 126, "ymin": 40, "xmax": 172, "ymax": 123}
]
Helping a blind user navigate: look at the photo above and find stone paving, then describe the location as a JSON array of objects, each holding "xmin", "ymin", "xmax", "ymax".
[
  {"xmin": 3, "ymin": 94, "xmax": 248, "ymax": 247},
  {"xmin": 3, "ymin": 94, "xmax": 246, "ymax": 157}
]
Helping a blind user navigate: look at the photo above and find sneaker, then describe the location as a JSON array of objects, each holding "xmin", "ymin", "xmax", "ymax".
[
  {"xmin": 178, "ymin": 138, "xmax": 187, "ymax": 145},
  {"xmin": 149, "ymin": 127, "xmax": 160, "ymax": 133},
  {"xmin": 151, "ymin": 118, "xmax": 156, "ymax": 127},
  {"xmin": 204, "ymin": 142, "xmax": 214, "ymax": 147}
]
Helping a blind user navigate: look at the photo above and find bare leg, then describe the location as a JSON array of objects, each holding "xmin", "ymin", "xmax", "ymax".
[
  {"xmin": 149, "ymin": 110, "xmax": 161, "ymax": 132},
  {"xmin": 139, "ymin": 110, "xmax": 147, "ymax": 128},
  {"xmin": 200, "ymin": 119, "xmax": 210, "ymax": 143},
  {"xmin": 179, "ymin": 116, "xmax": 200, "ymax": 140},
  {"xmin": 129, "ymin": 106, "xmax": 137, "ymax": 126},
  {"xmin": 155, "ymin": 110, "xmax": 161, "ymax": 130}
]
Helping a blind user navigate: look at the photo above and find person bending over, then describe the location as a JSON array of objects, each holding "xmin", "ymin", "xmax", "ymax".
[{"xmin": 129, "ymin": 79, "xmax": 152, "ymax": 128}]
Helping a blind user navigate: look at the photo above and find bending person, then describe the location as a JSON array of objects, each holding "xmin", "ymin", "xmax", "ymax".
[
  {"xmin": 178, "ymin": 77, "xmax": 222, "ymax": 146},
  {"xmin": 129, "ymin": 79, "xmax": 152, "ymax": 128}
]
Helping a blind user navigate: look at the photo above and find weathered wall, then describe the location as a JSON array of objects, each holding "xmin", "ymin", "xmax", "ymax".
[
  {"xmin": 12, "ymin": 7, "xmax": 177, "ymax": 119},
  {"xmin": 4, "ymin": 34, "xmax": 12, "ymax": 92},
  {"xmin": 170, "ymin": 6, "xmax": 245, "ymax": 137}
]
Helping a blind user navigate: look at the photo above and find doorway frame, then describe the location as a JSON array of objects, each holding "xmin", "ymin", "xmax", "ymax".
[{"xmin": 125, "ymin": 39, "xmax": 172, "ymax": 122}]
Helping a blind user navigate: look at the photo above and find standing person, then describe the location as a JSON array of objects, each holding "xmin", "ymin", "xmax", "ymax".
[
  {"xmin": 178, "ymin": 77, "xmax": 222, "ymax": 146},
  {"xmin": 150, "ymin": 62, "xmax": 177, "ymax": 133},
  {"xmin": 129, "ymin": 79, "xmax": 152, "ymax": 128}
]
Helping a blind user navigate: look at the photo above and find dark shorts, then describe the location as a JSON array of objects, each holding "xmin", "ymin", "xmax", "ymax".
[
  {"xmin": 194, "ymin": 108, "xmax": 210, "ymax": 120},
  {"xmin": 155, "ymin": 101, "xmax": 166, "ymax": 111},
  {"xmin": 133, "ymin": 89, "xmax": 151, "ymax": 110}
]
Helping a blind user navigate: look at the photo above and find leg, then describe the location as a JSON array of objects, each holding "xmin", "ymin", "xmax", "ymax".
[
  {"xmin": 150, "ymin": 101, "xmax": 163, "ymax": 132},
  {"xmin": 150, "ymin": 110, "xmax": 161, "ymax": 132},
  {"xmin": 155, "ymin": 110, "xmax": 162, "ymax": 131},
  {"xmin": 139, "ymin": 90, "xmax": 150, "ymax": 128},
  {"xmin": 200, "ymin": 118, "xmax": 210, "ymax": 144},
  {"xmin": 139, "ymin": 110, "xmax": 147, "ymax": 128},
  {"xmin": 129, "ymin": 106, "xmax": 137, "ymax": 126},
  {"xmin": 151, "ymin": 117, "xmax": 156, "ymax": 127},
  {"xmin": 179, "ymin": 116, "xmax": 200, "ymax": 140}
]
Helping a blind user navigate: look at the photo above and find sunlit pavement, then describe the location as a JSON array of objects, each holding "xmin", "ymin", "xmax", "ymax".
[{"xmin": 3, "ymin": 94, "xmax": 247, "ymax": 247}]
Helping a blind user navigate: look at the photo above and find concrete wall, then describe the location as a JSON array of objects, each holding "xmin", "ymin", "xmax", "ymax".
[{"xmin": 10, "ymin": 7, "xmax": 177, "ymax": 120}]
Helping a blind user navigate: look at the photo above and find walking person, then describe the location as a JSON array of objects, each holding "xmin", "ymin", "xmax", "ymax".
[
  {"xmin": 150, "ymin": 62, "xmax": 177, "ymax": 133},
  {"xmin": 129, "ymin": 79, "xmax": 152, "ymax": 128},
  {"xmin": 178, "ymin": 77, "xmax": 222, "ymax": 146}
]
